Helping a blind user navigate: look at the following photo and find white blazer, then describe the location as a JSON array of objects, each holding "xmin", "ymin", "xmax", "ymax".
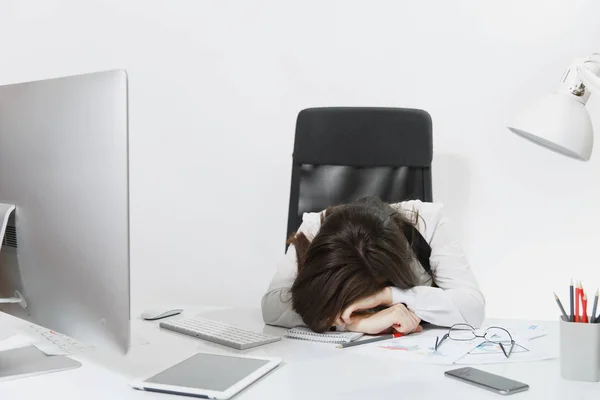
[{"xmin": 261, "ymin": 200, "xmax": 485, "ymax": 329}]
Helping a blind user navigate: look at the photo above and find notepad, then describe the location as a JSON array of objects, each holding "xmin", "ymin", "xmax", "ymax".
[{"xmin": 284, "ymin": 327, "xmax": 363, "ymax": 344}]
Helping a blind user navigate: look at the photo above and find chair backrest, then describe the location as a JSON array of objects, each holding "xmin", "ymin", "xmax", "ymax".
[{"xmin": 286, "ymin": 107, "xmax": 433, "ymax": 244}]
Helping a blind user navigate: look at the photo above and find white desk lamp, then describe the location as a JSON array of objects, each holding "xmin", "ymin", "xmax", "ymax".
[{"xmin": 508, "ymin": 53, "xmax": 600, "ymax": 161}]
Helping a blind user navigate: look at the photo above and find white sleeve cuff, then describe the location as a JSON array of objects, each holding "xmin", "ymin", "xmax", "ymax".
[{"xmin": 391, "ymin": 287, "xmax": 416, "ymax": 308}]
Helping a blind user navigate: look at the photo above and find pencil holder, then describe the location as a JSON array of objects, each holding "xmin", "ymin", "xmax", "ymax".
[{"xmin": 559, "ymin": 317, "xmax": 600, "ymax": 382}]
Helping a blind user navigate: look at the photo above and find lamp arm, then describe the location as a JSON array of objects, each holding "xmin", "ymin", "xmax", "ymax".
[{"xmin": 576, "ymin": 53, "xmax": 600, "ymax": 96}]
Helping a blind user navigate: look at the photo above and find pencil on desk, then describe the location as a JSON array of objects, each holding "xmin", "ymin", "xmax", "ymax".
[
  {"xmin": 592, "ymin": 289, "xmax": 599, "ymax": 324},
  {"xmin": 570, "ymin": 279, "xmax": 574, "ymax": 322},
  {"xmin": 554, "ymin": 292, "xmax": 569, "ymax": 321},
  {"xmin": 336, "ymin": 332, "xmax": 402, "ymax": 349}
]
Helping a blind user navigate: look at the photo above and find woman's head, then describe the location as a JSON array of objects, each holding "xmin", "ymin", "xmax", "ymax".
[{"xmin": 289, "ymin": 197, "xmax": 420, "ymax": 332}]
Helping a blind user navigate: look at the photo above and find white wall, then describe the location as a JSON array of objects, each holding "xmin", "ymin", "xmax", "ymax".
[{"xmin": 1, "ymin": 0, "xmax": 600, "ymax": 321}]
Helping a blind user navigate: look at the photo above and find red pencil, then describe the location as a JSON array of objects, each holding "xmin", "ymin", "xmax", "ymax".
[
  {"xmin": 575, "ymin": 284, "xmax": 581, "ymax": 322},
  {"xmin": 580, "ymin": 282, "xmax": 586, "ymax": 322}
]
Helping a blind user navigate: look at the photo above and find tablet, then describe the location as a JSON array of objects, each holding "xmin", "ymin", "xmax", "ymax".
[{"xmin": 131, "ymin": 352, "xmax": 281, "ymax": 399}]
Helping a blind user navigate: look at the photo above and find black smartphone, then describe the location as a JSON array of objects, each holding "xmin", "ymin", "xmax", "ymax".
[{"xmin": 445, "ymin": 367, "xmax": 529, "ymax": 395}]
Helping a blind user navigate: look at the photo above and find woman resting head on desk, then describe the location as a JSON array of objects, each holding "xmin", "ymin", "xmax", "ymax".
[{"xmin": 261, "ymin": 196, "xmax": 485, "ymax": 334}]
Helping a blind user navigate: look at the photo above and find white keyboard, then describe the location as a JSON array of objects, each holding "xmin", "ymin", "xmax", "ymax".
[{"xmin": 159, "ymin": 316, "xmax": 281, "ymax": 350}]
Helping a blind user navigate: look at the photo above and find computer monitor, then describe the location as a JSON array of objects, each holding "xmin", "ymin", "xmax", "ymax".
[{"xmin": 0, "ymin": 71, "xmax": 130, "ymax": 364}]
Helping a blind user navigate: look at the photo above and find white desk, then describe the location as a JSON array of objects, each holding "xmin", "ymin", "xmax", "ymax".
[{"xmin": 0, "ymin": 307, "xmax": 598, "ymax": 399}]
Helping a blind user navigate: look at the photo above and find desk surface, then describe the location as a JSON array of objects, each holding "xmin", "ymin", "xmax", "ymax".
[{"xmin": 0, "ymin": 307, "xmax": 598, "ymax": 399}]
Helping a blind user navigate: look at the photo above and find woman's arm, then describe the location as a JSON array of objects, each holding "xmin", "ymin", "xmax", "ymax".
[
  {"xmin": 261, "ymin": 212, "xmax": 322, "ymax": 328},
  {"xmin": 261, "ymin": 244, "xmax": 305, "ymax": 328},
  {"xmin": 345, "ymin": 303, "xmax": 423, "ymax": 334},
  {"xmin": 391, "ymin": 205, "xmax": 485, "ymax": 328}
]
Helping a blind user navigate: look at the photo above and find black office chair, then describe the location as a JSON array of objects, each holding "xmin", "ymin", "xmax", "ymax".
[{"xmin": 286, "ymin": 107, "xmax": 433, "ymax": 244}]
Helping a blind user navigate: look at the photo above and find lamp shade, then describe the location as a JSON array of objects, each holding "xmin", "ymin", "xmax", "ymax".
[{"xmin": 508, "ymin": 93, "xmax": 593, "ymax": 161}]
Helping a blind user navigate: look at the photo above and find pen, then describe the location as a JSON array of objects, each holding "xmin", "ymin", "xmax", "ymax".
[
  {"xmin": 591, "ymin": 289, "xmax": 599, "ymax": 324},
  {"xmin": 570, "ymin": 279, "xmax": 574, "ymax": 322},
  {"xmin": 554, "ymin": 292, "xmax": 569, "ymax": 321},
  {"xmin": 582, "ymin": 293, "xmax": 588, "ymax": 323},
  {"xmin": 336, "ymin": 332, "xmax": 403, "ymax": 349}
]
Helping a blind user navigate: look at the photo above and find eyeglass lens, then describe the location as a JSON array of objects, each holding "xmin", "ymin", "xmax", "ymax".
[
  {"xmin": 448, "ymin": 324, "xmax": 476, "ymax": 340},
  {"xmin": 484, "ymin": 327, "xmax": 512, "ymax": 344}
]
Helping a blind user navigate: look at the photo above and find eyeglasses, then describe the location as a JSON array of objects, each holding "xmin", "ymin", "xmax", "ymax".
[{"xmin": 434, "ymin": 323, "xmax": 516, "ymax": 358}]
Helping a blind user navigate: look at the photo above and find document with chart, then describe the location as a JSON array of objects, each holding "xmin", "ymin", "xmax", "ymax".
[
  {"xmin": 346, "ymin": 323, "xmax": 553, "ymax": 365},
  {"xmin": 347, "ymin": 334, "xmax": 482, "ymax": 365}
]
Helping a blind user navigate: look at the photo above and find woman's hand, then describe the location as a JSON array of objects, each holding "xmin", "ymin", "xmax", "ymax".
[
  {"xmin": 337, "ymin": 287, "xmax": 393, "ymax": 325},
  {"xmin": 344, "ymin": 304, "xmax": 422, "ymax": 335}
]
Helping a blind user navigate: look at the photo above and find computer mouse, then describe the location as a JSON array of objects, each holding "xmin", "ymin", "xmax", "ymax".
[{"xmin": 141, "ymin": 308, "xmax": 184, "ymax": 321}]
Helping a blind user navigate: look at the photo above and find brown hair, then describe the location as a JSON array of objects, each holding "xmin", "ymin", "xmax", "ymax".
[{"xmin": 289, "ymin": 197, "xmax": 423, "ymax": 332}]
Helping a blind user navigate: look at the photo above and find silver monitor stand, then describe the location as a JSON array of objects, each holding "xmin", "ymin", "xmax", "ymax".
[
  {"xmin": 0, "ymin": 204, "xmax": 25, "ymax": 307},
  {"xmin": 0, "ymin": 346, "xmax": 81, "ymax": 381},
  {"xmin": 1, "ymin": 203, "xmax": 81, "ymax": 379}
]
